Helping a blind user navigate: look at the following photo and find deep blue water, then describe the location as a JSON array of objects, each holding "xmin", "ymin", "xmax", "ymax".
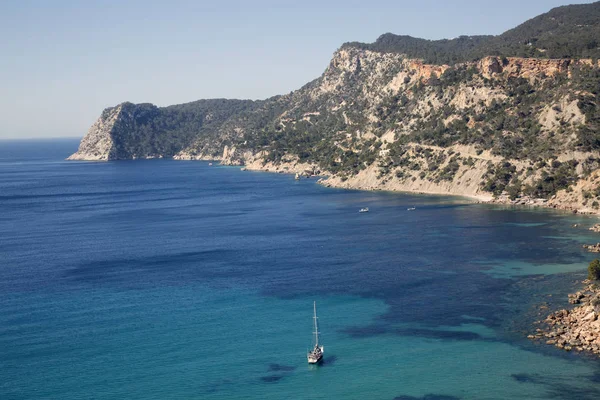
[{"xmin": 2, "ymin": 138, "xmax": 600, "ymax": 399}]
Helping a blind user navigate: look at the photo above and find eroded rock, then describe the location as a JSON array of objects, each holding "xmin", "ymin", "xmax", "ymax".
[{"xmin": 531, "ymin": 282, "xmax": 600, "ymax": 356}]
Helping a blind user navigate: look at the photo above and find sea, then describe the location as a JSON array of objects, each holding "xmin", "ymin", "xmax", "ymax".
[{"xmin": 1, "ymin": 138, "xmax": 600, "ymax": 400}]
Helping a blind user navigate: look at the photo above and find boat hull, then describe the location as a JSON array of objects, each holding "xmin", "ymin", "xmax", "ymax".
[
  {"xmin": 307, "ymin": 345, "xmax": 324, "ymax": 364},
  {"xmin": 307, "ymin": 354, "xmax": 323, "ymax": 364}
]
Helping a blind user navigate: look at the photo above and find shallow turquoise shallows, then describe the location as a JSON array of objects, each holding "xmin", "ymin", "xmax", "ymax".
[{"xmin": 2, "ymin": 139, "xmax": 600, "ymax": 400}]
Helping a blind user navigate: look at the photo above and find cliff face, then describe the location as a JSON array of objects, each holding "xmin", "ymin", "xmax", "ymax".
[{"xmin": 67, "ymin": 104, "xmax": 122, "ymax": 161}]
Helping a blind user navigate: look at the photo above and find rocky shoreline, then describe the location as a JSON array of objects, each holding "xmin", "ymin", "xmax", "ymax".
[
  {"xmin": 489, "ymin": 194, "xmax": 598, "ymax": 215},
  {"xmin": 232, "ymin": 159, "xmax": 600, "ymax": 214},
  {"xmin": 212, "ymin": 156, "xmax": 600, "ymax": 214},
  {"xmin": 530, "ymin": 282, "xmax": 600, "ymax": 355}
]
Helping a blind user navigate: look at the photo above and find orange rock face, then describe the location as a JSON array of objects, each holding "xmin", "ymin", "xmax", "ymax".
[
  {"xmin": 477, "ymin": 56, "xmax": 599, "ymax": 80},
  {"xmin": 504, "ymin": 57, "xmax": 571, "ymax": 78},
  {"xmin": 409, "ymin": 61, "xmax": 450, "ymax": 84},
  {"xmin": 477, "ymin": 56, "xmax": 571, "ymax": 79},
  {"xmin": 408, "ymin": 56, "xmax": 598, "ymax": 85}
]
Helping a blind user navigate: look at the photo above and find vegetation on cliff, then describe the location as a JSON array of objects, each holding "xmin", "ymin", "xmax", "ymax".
[
  {"xmin": 589, "ymin": 259, "xmax": 600, "ymax": 281},
  {"xmin": 94, "ymin": 99, "xmax": 259, "ymax": 159}
]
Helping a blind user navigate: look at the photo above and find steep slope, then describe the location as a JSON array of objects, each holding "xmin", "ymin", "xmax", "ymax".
[
  {"xmin": 67, "ymin": 104, "xmax": 123, "ymax": 160},
  {"xmin": 68, "ymin": 99, "xmax": 257, "ymax": 160},
  {"xmin": 69, "ymin": 2, "xmax": 600, "ymax": 211}
]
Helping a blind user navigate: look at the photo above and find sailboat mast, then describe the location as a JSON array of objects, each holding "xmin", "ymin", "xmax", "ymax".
[{"xmin": 313, "ymin": 301, "xmax": 319, "ymax": 346}]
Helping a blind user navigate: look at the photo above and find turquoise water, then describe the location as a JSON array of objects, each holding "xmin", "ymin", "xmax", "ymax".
[{"xmin": 1, "ymin": 139, "xmax": 600, "ymax": 399}]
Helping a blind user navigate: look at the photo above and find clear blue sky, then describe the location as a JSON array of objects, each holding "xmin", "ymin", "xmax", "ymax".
[{"xmin": 0, "ymin": 0, "xmax": 594, "ymax": 139}]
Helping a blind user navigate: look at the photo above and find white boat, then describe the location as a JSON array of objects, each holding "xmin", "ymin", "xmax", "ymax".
[
  {"xmin": 295, "ymin": 173, "xmax": 301, "ymax": 180},
  {"xmin": 359, "ymin": 207, "xmax": 369, "ymax": 213},
  {"xmin": 407, "ymin": 207, "xmax": 416, "ymax": 211},
  {"xmin": 307, "ymin": 301, "xmax": 324, "ymax": 364},
  {"xmin": 208, "ymin": 162, "xmax": 213, "ymax": 166}
]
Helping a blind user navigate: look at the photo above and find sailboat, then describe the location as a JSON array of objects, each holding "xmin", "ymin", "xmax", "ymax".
[{"xmin": 307, "ymin": 301, "xmax": 324, "ymax": 364}]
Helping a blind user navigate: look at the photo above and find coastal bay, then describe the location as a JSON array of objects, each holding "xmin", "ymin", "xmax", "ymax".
[{"xmin": 2, "ymin": 139, "xmax": 600, "ymax": 399}]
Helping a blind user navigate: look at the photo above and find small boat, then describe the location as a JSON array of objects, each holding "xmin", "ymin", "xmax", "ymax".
[
  {"xmin": 359, "ymin": 207, "xmax": 369, "ymax": 213},
  {"xmin": 307, "ymin": 301, "xmax": 324, "ymax": 364},
  {"xmin": 407, "ymin": 207, "xmax": 416, "ymax": 211},
  {"xmin": 208, "ymin": 162, "xmax": 213, "ymax": 166},
  {"xmin": 295, "ymin": 173, "xmax": 301, "ymax": 180}
]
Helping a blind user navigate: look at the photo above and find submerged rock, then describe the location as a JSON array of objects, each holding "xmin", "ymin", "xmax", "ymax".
[
  {"xmin": 583, "ymin": 243, "xmax": 600, "ymax": 253},
  {"xmin": 590, "ymin": 224, "xmax": 600, "ymax": 232}
]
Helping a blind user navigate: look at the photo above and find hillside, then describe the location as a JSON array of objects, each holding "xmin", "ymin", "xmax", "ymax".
[
  {"xmin": 69, "ymin": 2, "xmax": 600, "ymax": 212},
  {"xmin": 67, "ymin": 99, "xmax": 259, "ymax": 160}
]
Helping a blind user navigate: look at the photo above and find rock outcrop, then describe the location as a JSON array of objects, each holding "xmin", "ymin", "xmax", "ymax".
[
  {"xmin": 67, "ymin": 104, "xmax": 121, "ymax": 161},
  {"xmin": 531, "ymin": 282, "xmax": 600, "ymax": 355},
  {"xmin": 583, "ymin": 243, "xmax": 600, "ymax": 253}
]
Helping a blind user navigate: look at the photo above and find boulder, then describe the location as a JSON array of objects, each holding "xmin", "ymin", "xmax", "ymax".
[
  {"xmin": 583, "ymin": 243, "xmax": 600, "ymax": 252},
  {"xmin": 583, "ymin": 312, "xmax": 597, "ymax": 322}
]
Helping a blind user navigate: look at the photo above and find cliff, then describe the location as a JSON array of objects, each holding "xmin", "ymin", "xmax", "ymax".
[
  {"xmin": 67, "ymin": 104, "xmax": 122, "ymax": 161},
  {"xmin": 69, "ymin": 2, "xmax": 600, "ymax": 211},
  {"xmin": 69, "ymin": 99, "xmax": 258, "ymax": 160},
  {"xmin": 531, "ymin": 282, "xmax": 600, "ymax": 355}
]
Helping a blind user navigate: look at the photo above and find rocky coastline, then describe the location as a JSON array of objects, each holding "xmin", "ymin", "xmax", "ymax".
[
  {"xmin": 226, "ymin": 158, "xmax": 600, "ymax": 213},
  {"xmin": 489, "ymin": 194, "xmax": 599, "ymax": 215},
  {"xmin": 530, "ymin": 282, "xmax": 600, "ymax": 355},
  {"xmin": 173, "ymin": 154, "xmax": 600, "ymax": 213}
]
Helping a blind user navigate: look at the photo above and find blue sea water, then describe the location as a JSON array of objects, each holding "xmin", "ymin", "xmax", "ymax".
[{"xmin": 1, "ymin": 139, "xmax": 600, "ymax": 399}]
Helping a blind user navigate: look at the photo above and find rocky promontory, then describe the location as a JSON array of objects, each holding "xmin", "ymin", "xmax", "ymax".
[
  {"xmin": 530, "ymin": 282, "xmax": 600, "ymax": 355},
  {"xmin": 67, "ymin": 104, "xmax": 123, "ymax": 161}
]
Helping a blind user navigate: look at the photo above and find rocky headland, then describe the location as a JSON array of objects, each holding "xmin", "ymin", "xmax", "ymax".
[{"xmin": 530, "ymin": 282, "xmax": 600, "ymax": 355}]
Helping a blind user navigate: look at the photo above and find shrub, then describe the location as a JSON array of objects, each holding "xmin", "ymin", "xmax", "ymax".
[
  {"xmin": 592, "ymin": 296, "xmax": 600, "ymax": 313},
  {"xmin": 588, "ymin": 259, "xmax": 600, "ymax": 281}
]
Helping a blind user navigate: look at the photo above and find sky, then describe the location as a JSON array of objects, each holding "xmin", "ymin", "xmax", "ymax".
[{"xmin": 0, "ymin": 0, "xmax": 595, "ymax": 139}]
